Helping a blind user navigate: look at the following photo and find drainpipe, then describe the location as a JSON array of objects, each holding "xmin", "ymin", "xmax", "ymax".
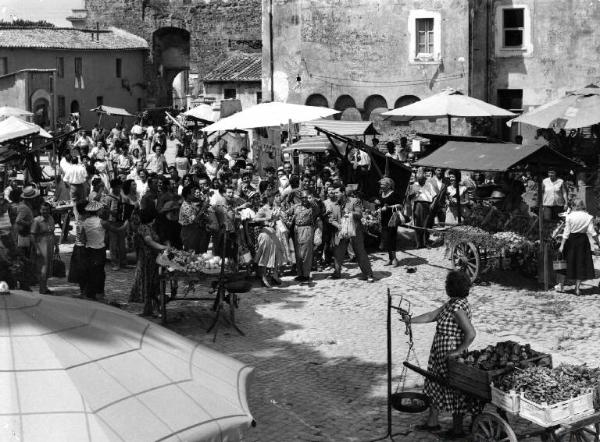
[{"xmin": 269, "ymin": 0, "xmax": 275, "ymax": 101}]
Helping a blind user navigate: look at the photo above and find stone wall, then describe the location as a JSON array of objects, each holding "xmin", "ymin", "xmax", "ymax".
[
  {"xmin": 82, "ymin": 0, "xmax": 262, "ymax": 106},
  {"xmin": 263, "ymin": 0, "xmax": 471, "ymax": 133}
]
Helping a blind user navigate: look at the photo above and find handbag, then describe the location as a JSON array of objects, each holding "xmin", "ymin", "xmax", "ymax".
[
  {"xmin": 387, "ymin": 208, "xmax": 406, "ymax": 228},
  {"xmin": 52, "ymin": 254, "xmax": 66, "ymax": 277},
  {"xmin": 313, "ymin": 226, "xmax": 323, "ymax": 247}
]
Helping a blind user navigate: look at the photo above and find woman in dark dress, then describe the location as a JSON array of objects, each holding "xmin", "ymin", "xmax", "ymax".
[
  {"xmin": 557, "ymin": 199, "xmax": 600, "ymax": 295},
  {"xmin": 400, "ymin": 271, "xmax": 477, "ymax": 439},
  {"xmin": 377, "ymin": 177, "xmax": 404, "ymax": 266}
]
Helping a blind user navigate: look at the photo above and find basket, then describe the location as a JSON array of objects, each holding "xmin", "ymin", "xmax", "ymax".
[
  {"xmin": 490, "ymin": 385, "xmax": 520, "ymax": 414},
  {"xmin": 553, "ymin": 253, "xmax": 567, "ymax": 271},
  {"xmin": 519, "ymin": 390, "xmax": 595, "ymax": 427}
]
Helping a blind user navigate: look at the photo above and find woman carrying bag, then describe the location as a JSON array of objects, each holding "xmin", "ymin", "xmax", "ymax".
[
  {"xmin": 377, "ymin": 177, "xmax": 404, "ymax": 267},
  {"xmin": 557, "ymin": 199, "xmax": 600, "ymax": 296}
]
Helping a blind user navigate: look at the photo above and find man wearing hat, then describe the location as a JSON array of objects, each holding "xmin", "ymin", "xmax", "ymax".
[
  {"xmin": 152, "ymin": 126, "xmax": 167, "ymax": 151},
  {"xmin": 15, "ymin": 186, "xmax": 40, "ymax": 290}
]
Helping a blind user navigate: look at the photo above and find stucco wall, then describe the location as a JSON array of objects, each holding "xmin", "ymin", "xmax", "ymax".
[
  {"xmin": 0, "ymin": 48, "xmax": 146, "ymax": 129},
  {"xmin": 263, "ymin": 0, "xmax": 470, "ymax": 127},
  {"xmin": 82, "ymin": 0, "xmax": 261, "ymax": 106},
  {"xmin": 0, "ymin": 73, "xmax": 28, "ymax": 110},
  {"xmin": 204, "ymin": 82, "xmax": 261, "ymax": 111}
]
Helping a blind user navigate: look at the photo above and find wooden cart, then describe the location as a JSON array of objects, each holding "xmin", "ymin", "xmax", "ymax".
[{"xmin": 404, "ymin": 361, "xmax": 600, "ymax": 441}]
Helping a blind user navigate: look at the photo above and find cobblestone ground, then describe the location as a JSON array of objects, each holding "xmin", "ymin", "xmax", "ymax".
[{"xmin": 41, "ymin": 242, "xmax": 600, "ymax": 442}]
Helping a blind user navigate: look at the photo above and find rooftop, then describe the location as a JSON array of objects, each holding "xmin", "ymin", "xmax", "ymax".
[
  {"xmin": 203, "ymin": 52, "xmax": 261, "ymax": 83},
  {"xmin": 0, "ymin": 26, "xmax": 148, "ymax": 51}
]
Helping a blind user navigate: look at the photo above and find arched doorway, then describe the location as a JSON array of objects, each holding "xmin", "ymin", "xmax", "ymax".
[
  {"xmin": 70, "ymin": 100, "xmax": 80, "ymax": 114},
  {"xmin": 30, "ymin": 89, "xmax": 52, "ymax": 128},
  {"xmin": 394, "ymin": 95, "xmax": 420, "ymax": 109},
  {"xmin": 334, "ymin": 95, "xmax": 356, "ymax": 120},
  {"xmin": 305, "ymin": 94, "xmax": 329, "ymax": 108},
  {"xmin": 153, "ymin": 27, "xmax": 191, "ymax": 107},
  {"xmin": 364, "ymin": 95, "xmax": 388, "ymax": 120}
]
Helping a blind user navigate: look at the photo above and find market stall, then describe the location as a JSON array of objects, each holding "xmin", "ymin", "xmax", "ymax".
[{"xmin": 413, "ymin": 141, "xmax": 579, "ymax": 283}]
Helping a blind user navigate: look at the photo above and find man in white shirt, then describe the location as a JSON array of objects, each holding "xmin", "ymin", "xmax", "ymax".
[
  {"xmin": 427, "ymin": 167, "xmax": 447, "ymax": 224},
  {"xmin": 349, "ymin": 146, "xmax": 371, "ymax": 193},
  {"xmin": 411, "ymin": 172, "xmax": 435, "ymax": 248}
]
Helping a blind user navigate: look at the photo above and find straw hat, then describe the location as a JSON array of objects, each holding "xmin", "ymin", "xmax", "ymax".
[
  {"xmin": 0, "ymin": 281, "xmax": 9, "ymax": 295},
  {"xmin": 85, "ymin": 200, "xmax": 104, "ymax": 212},
  {"xmin": 21, "ymin": 186, "xmax": 40, "ymax": 199},
  {"xmin": 160, "ymin": 200, "xmax": 181, "ymax": 213}
]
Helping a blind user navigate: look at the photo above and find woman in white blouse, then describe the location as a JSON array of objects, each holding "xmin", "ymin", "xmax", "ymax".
[{"xmin": 557, "ymin": 199, "xmax": 600, "ymax": 295}]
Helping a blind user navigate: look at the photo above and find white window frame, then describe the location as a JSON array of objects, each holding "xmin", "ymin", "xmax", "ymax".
[
  {"xmin": 408, "ymin": 10, "xmax": 442, "ymax": 65},
  {"xmin": 495, "ymin": 4, "xmax": 532, "ymax": 57}
]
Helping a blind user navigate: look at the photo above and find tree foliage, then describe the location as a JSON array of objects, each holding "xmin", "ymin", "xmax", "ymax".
[{"xmin": 0, "ymin": 19, "xmax": 56, "ymax": 28}]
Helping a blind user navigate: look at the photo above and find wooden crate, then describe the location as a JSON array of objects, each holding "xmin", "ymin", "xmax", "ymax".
[{"xmin": 447, "ymin": 352, "xmax": 552, "ymax": 401}]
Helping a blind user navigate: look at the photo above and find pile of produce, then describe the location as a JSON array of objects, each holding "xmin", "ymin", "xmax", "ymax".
[
  {"xmin": 156, "ymin": 249, "xmax": 231, "ymax": 273},
  {"xmin": 492, "ymin": 231, "xmax": 535, "ymax": 255},
  {"xmin": 362, "ymin": 210, "xmax": 381, "ymax": 236},
  {"xmin": 455, "ymin": 341, "xmax": 545, "ymax": 371},
  {"xmin": 497, "ymin": 364, "xmax": 600, "ymax": 405},
  {"xmin": 444, "ymin": 227, "xmax": 535, "ymax": 258}
]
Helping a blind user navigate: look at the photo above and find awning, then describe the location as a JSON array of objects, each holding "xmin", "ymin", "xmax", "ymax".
[
  {"xmin": 184, "ymin": 103, "xmax": 220, "ymax": 123},
  {"xmin": 89, "ymin": 105, "xmax": 135, "ymax": 117},
  {"xmin": 282, "ymin": 136, "xmax": 332, "ymax": 153},
  {"xmin": 0, "ymin": 116, "xmax": 51, "ymax": 144},
  {"xmin": 300, "ymin": 119, "xmax": 377, "ymax": 137},
  {"xmin": 414, "ymin": 141, "xmax": 579, "ymax": 172}
]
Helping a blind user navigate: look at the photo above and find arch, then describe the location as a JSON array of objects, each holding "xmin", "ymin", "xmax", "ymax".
[
  {"xmin": 394, "ymin": 95, "xmax": 420, "ymax": 109},
  {"xmin": 70, "ymin": 100, "xmax": 80, "ymax": 114},
  {"xmin": 363, "ymin": 95, "xmax": 388, "ymax": 120},
  {"xmin": 153, "ymin": 27, "xmax": 191, "ymax": 107},
  {"xmin": 32, "ymin": 98, "xmax": 50, "ymax": 128},
  {"xmin": 334, "ymin": 95, "xmax": 356, "ymax": 120},
  {"xmin": 305, "ymin": 94, "xmax": 329, "ymax": 108}
]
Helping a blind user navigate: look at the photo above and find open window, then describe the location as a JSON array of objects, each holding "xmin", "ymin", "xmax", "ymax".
[{"xmin": 408, "ymin": 10, "xmax": 442, "ymax": 64}]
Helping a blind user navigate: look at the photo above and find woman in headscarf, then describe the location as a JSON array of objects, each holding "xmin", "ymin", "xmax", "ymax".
[
  {"xmin": 253, "ymin": 193, "xmax": 285, "ymax": 287},
  {"xmin": 377, "ymin": 177, "xmax": 404, "ymax": 266}
]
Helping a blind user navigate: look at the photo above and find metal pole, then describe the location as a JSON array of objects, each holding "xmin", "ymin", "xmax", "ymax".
[
  {"xmin": 447, "ymin": 115, "xmax": 452, "ymax": 135},
  {"xmin": 269, "ymin": 0, "xmax": 275, "ymax": 102},
  {"xmin": 537, "ymin": 174, "xmax": 547, "ymax": 290}
]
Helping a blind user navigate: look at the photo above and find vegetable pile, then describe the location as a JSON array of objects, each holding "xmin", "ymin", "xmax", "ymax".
[
  {"xmin": 497, "ymin": 364, "xmax": 600, "ymax": 405},
  {"xmin": 455, "ymin": 341, "xmax": 544, "ymax": 371},
  {"xmin": 156, "ymin": 248, "xmax": 232, "ymax": 273}
]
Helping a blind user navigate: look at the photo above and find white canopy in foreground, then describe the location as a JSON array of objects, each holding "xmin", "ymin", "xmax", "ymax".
[
  {"xmin": 0, "ymin": 291, "xmax": 254, "ymax": 441},
  {"xmin": 0, "ymin": 116, "xmax": 51, "ymax": 143},
  {"xmin": 201, "ymin": 102, "xmax": 339, "ymax": 132},
  {"xmin": 383, "ymin": 88, "xmax": 515, "ymax": 119},
  {"xmin": 90, "ymin": 105, "xmax": 135, "ymax": 117}
]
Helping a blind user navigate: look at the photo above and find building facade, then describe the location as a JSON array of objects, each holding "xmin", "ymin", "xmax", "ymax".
[
  {"xmin": 262, "ymin": 0, "xmax": 471, "ymax": 131},
  {"xmin": 203, "ymin": 53, "xmax": 262, "ymax": 110},
  {"xmin": 75, "ymin": 0, "xmax": 262, "ymax": 108},
  {"xmin": 0, "ymin": 26, "xmax": 147, "ymax": 129}
]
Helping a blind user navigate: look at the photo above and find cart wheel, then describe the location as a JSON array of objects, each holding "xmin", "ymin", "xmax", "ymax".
[
  {"xmin": 554, "ymin": 424, "xmax": 600, "ymax": 442},
  {"xmin": 451, "ymin": 241, "xmax": 480, "ymax": 282},
  {"xmin": 472, "ymin": 411, "xmax": 517, "ymax": 442}
]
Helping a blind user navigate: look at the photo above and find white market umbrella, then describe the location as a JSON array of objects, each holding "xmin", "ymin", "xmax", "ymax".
[
  {"xmin": 508, "ymin": 85, "xmax": 600, "ymax": 130},
  {"xmin": 89, "ymin": 105, "xmax": 135, "ymax": 117},
  {"xmin": 201, "ymin": 102, "xmax": 339, "ymax": 132},
  {"xmin": 184, "ymin": 103, "xmax": 220, "ymax": 123},
  {"xmin": 383, "ymin": 88, "xmax": 515, "ymax": 134},
  {"xmin": 0, "ymin": 116, "xmax": 51, "ymax": 143},
  {"xmin": 0, "ymin": 106, "xmax": 33, "ymax": 118},
  {"xmin": 0, "ymin": 291, "xmax": 254, "ymax": 441}
]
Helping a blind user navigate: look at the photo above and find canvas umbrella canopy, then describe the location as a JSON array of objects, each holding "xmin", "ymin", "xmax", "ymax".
[
  {"xmin": 201, "ymin": 102, "xmax": 339, "ymax": 132},
  {"xmin": 382, "ymin": 88, "xmax": 515, "ymax": 134},
  {"xmin": 508, "ymin": 85, "xmax": 600, "ymax": 129},
  {"xmin": 0, "ymin": 116, "xmax": 51, "ymax": 144},
  {"xmin": 0, "ymin": 291, "xmax": 254, "ymax": 441},
  {"xmin": 89, "ymin": 105, "xmax": 135, "ymax": 117},
  {"xmin": 0, "ymin": 106, "xmax": 34, "ymax": 118},
  {"xmin": 184, "ymin": 103, "xmax": 220, "ymax": 123}
]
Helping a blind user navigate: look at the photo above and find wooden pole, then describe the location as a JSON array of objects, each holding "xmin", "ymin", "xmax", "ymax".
[
  {"xmin": 447, "ymin": 115, "xmax": 452, "ymax": 135},
  {"xmin": 537, "ymin": 174, "xmax": 547, "ymax": 290}
]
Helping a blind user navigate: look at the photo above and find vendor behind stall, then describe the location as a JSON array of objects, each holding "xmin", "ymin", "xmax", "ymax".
[{"xmin": 400, "ymin": 270, "xmax": 477, "ymax": 439}]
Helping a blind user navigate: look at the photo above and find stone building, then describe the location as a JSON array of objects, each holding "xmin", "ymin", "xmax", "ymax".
[
  {"xmin": 471, "ymin": 0, "xmax": 600, "ymax": 143},
  {"xmin": 262, "ymin": 0, "xmax": 471, "ymax": 129},
  {"xmin": 73, "ymin": 0, "xmax": 262, "ymax": 108},
  {"xmin": 0, "ymin": 26, "xmax": 147, "ymax": 129}
]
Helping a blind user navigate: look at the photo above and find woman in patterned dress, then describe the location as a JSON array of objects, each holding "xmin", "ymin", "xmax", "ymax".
[{"xmin": 400, "ymin": 270, "xmax": 476, "ymax": 439}]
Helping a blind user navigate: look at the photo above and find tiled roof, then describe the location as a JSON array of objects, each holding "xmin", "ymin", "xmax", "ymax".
[
  {"xmin": 0, "ymin": 27, "xmax": 148, "ymax": 51},
  {"xmin": 203, "ymin": 52, "xmax": 261, "ymax": 82}
]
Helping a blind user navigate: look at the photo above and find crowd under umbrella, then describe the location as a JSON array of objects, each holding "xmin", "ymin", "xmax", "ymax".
[
  {"xmin": 0, "ymin": 291, "xmax": 254, "ymax": 441},
  {"xmin": 508, "ymin": 84, "xmax": 600, "ymax": 129},
  {"xmin": 382, "ymin": 88, "xmax": 516, "ymax": 134}
]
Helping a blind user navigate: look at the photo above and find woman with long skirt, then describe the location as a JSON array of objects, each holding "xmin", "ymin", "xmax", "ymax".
[
  {"xmin": 31, "ymin": 202, "xmax": 56, "ymax": 294},
  {"xmin": 254, "ymin": 195, "xmax": 285, "ymax": 287},
  {"xmin": 68, "ymin": 201, "xmax": 89, "ymax": 296},
  {"xmin": 377, "ymin": 177, "xmax": 403, "ymax": 267},
  {"xmin": 557, "ymin": 199, "xmax": 600, "ymax": 295}
]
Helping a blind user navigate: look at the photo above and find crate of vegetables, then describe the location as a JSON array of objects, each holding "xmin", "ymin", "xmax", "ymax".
[
  {"xmin": 447, "ymin": 341, "xmax": 552, "ymax": 401},
  {"xmin": 490, "ymin": 385, "xmax": 520, "ymax": 414},
  {"xmin": 495, "ymin": 364, "xmax": 600, "ymax": 427}
]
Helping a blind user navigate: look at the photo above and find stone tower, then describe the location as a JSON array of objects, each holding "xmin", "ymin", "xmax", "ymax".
[{"xmin": 72, "ymin": 0, "xmax": 262, "ymax": 107}]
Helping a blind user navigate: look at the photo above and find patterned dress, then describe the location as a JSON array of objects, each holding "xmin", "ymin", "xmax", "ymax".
[
  {"xmin": 423, "ymin": 298, "xmax": 473, "ymax": 414},
  {"xmin": 129, "ymin": 223, "xmax": 161, "ymax": 314}
]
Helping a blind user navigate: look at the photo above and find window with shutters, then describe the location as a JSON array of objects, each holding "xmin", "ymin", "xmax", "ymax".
[
  {"xmin": 57, "ymin": 96, "xmax": 66, "ymax": 118},
  {"xmin": 116, "ymin": 58, "xmax": 122, "ymax": 78},
  {"xmin": 224, "ymin": 88, "xmax": 237, "ymax": 99},
  {"xmin": 74, "ymin": 57, "xmax": 84, "ymax": 88},
  {"xmin": 495, "ymin": 5, "xmax": 532, "ymax": 57},
  {"xmin": 408, "ymin": 10, "xmax": 441, "ymax": 64},
  {"xmin": 57, "ymin": 57, "xmax": 64, "ymax": 78}
]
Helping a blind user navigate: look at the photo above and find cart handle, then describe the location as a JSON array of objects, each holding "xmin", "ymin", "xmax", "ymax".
[{"xmin": 403, "ymin": 362, "xmax": 446, "ymax": 384}]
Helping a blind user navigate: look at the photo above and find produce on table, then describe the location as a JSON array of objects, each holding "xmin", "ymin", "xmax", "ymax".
[
  {"xmin": 497, "ymin": 364, "xmax": 600, "ymax": 405},
  {"xmin": 455, "ymin": 341, "xmax": 543, "ymax": 371},
  {"xmin": 156, "ymin": 248, "xmax": 231, "ymax": 273}
]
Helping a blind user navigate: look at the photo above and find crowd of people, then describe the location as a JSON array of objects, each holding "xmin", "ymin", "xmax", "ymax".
[{"xmin": 0, "ymin": 117, "xmax": 590, "ymax": 313}]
